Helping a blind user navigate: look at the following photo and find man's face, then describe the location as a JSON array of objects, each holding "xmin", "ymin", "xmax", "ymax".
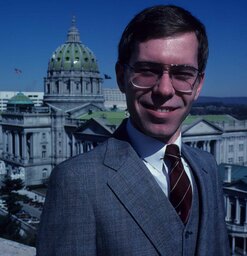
[{"xmin": 116, "ymin": 32, "xmax": 204, "ymax": 143}]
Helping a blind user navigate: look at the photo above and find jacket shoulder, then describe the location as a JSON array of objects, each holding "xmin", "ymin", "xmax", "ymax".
[{"xmin": 49, "ymin": 137, "xmax": 132, "ymax": 180}]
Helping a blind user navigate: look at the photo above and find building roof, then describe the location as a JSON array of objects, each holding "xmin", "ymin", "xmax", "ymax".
[
  {"xmin": 48, "ymin": 17, "xmax": 99, "ymax": 72},
  {"xmin": 183, "ymin": 114, "xmax": 236, "ymax": 125},
  {"xmin": 80, "ymin": 110, "xmax": 127, "ymax": 125},
  {"xmin": 7, "ymin": 92, "xmax": 34, "ymax": 105},
  {"xmin": 0, "ymin": 238, "xmax": 35, "ymax": 256},
  {"xmin": 219, "ymin": 163, "xmax": 247, "ymax": 193},
  {"xmin": 219, "ymin": 163, "xmax": 247, "ymax": 182}
]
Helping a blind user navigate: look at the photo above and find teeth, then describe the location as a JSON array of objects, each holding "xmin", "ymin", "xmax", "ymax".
[{"xmin": 157, "ymin": 108, "xmax": 171, "ymax": 112}]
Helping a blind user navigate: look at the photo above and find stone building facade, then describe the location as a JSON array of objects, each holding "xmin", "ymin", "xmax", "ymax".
[
  {"xmin": 0, "ymin": 18, "xmax": 106, "ymax": 186},
  {"xmin": 182, "ymin": 116, "xmax": 247, "ymax": 166},
  {"xmin": 219, "ymin": 164, "xmax": 247, "ymax": 255}
]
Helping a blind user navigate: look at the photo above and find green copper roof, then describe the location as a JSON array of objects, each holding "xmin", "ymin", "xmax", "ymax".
[
  {"xmin": 48, "ymin": 17, "xmax": 99, "ymax": 72},
  {"xmin": 8, "ymin": 92, "xmax": 34, "ymax": 105},
  {"xmin": 183, "ymin": 114, "xmax": 236, "ymax": 125}
]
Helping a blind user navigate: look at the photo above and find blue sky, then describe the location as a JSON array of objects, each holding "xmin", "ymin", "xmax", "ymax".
[{"xmin": 1, "ymin": 0, "xmax": 247, "ymax": 97}]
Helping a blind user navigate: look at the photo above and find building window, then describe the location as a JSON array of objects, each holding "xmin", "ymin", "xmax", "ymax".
[
  {"xmin": 239, "ymin": 144, "xmax": 244, "ymax": 151},
  {"xmin": 42, "ymin": 145, "xmax": 46, "ymax": 158},
  {"xmin": 42, "ymin": 169, "xmax": 48, "ymax": 178},
  {"xmin": 239, "ymin": 157, "xmax": 244, "ymax": 165},
  {"xmin": 42, "ymin": 151, "xmax": 46, "ymax": 158},
  {"xmin": 42, "ymin": 133, "xmax": 46, "ymax": 139},
  {"xmin": 228, "ymin": 145, "xmax": 234, "ymax": 153},
  {"xmin": 228, "ymin": 158, "xmax": 233, "ymax": 164}
]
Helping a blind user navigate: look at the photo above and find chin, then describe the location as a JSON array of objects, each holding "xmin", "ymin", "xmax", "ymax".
[
  {"xmin": 141, "ymin": 126, "xmax": 170, "ymax": 140},
  {"xmin": 141, "ymin": 123, "xmax": 180, "ymax": 142}
]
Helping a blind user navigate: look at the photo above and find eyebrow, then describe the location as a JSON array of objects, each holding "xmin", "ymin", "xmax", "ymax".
[{"xmin": 133, "ymin": 61, "xmax": 198, "ymax": 70}]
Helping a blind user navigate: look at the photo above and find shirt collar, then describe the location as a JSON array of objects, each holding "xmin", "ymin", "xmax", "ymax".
[{"xmin": 127, "ymin": 119, "xmax": 182, "ymax": 170}]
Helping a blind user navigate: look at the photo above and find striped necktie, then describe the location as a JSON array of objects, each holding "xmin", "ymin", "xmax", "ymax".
[{"xmin": 165, "ymin": 144, "xmax": 192, "ymax": 224}]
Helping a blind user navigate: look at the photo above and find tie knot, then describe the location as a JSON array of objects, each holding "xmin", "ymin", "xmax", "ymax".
[{"xmin": 165, "ymin": 144, "xmax": 181, "ymax": 160}]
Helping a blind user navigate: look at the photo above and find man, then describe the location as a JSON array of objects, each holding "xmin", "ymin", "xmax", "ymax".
[{"xmin": 37, "ymin": 5, "xmax": 230, "ymax": 255}]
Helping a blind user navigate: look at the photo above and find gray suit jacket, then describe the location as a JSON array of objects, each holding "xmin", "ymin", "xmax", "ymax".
[{"xmin": 37, "ymin": 121, "xmax": 230, "ymax": 255}]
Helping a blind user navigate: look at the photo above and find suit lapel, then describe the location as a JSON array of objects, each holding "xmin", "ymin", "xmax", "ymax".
[
  {"xmin": 181, "ymin": 145, "xmax": 210, "ymax": 230},
  {"xmin": 105, "ymin": 138, "xmax": 183, "ymax": 255}
]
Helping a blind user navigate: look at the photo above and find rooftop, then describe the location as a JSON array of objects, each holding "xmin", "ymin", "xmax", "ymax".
[
  {"xmin": 80, "ymin": 110, "xmax": 127, "ymax": 125},
  {"xmin": 0, "ymin": 238, "xmax": 35, "ymax": 256},
  {"xmin": 183, "ymin": 114, "xmax": 236, "ymax": 125},
  {"xmin": 7, "ymin": 92, "xmax": 34, "ymax": 105}
]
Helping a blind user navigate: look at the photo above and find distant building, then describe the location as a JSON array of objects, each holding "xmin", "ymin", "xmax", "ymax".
[
  {"xmin": 219, "ymin": 164, "xmax": 247, "ymax": 255},
  {"xmin": 103, "ymin": 88, "xmax": 126, "ymax": 110},
  {"xmin": 0, "ymin": 91, "xmax": 44, "ymax": 111},
  {"xmin": 0, "ymin": 17, "xmax": 107, "ymax": 186},
  {"xmin": 182, "ymin": 115, "xmax": 247, "ymax": 166},
  {"xmin": 0, "ymin": 88, "xmax": 126, "ymax": 113}
]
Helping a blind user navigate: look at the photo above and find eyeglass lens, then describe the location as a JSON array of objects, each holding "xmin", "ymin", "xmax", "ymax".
[{"xmin": 129, "ymin": 62, "xmax": 199, "ymax": 92}]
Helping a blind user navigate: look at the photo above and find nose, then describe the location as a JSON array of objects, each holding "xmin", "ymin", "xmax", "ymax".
[{"xmin": 152, "ymin": 72, "xmax": 175, "ymax": 98}]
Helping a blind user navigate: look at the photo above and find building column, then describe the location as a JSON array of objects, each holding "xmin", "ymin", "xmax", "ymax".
[
  {"xmin": 244, "ymin": 199, "xmax": 247, "ymax": 226},
  {"xmin": 72, "ymin": 135, "xmax": 76, "ymax": 156},
  {"xmin": 225, "ymin": 196, "xmax": 232, "ymax": 222},
  {"xmin": 207, "ymin": 140, "xmax": 211, "ymax": 152},
  {"xmin": 214, "ymin": 140, "xmax": 220, "ymax": 163},
  {"xmin": 79, "ymin": 142, "xmax": 83, "ymax": 154},
  {"xmin": 21, "ymin": 132, "xmax": 27, "ymax": 161},
  {"xmin": 29, "ymin": 133, "xmax": 34, "ymax": 161},
  {"xmin": 14, "ymin": 132, "xmax": 20, "ymax": 160},
  {"xmin": 8, "ymin": 131, "xmax": 13, "ymax": 157},
  {"xmin": 232, "ymin": 236, "xmax": 235, "ymax": 254},
  {"xmin": 82, "ymin": 79, "xmax": 86, "ymax": 94},
  {"xmin": 75, "ymin": 141, "xmax": 79, "ymax": 155},
  {"xmin": 2, "ymin": 130, "xmax": 6, "ymax": 157},
  {"xmin": 32, "ymin": 132, "xmax": 39, "ymax": 160},
  {"xmin": 243, "ymin": 237, "xmax": 246, "ymax": 255},
  {"xmin": 234, "ymin": 197, "xmax": 240, "ymax": 224},
  {"xmin": 66, "ymin": 134, "xmax": 71, "ymax": 158}
]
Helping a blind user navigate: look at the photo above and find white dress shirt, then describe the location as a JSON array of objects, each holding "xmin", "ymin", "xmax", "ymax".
[{"xmin": 126, "ymin": 119, "xmax": 193, "ymax": 197}]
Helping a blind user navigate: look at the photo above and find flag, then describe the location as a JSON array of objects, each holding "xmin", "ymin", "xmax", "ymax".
[
  {"xmin": 14, "ymin": 68, "xmax": 22, "ymax": 75},
  {"xmin": 104, "ymin": 74, "xmax": 111, "ymax": 79}
]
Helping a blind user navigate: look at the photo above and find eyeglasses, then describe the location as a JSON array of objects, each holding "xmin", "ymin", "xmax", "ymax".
[{"xmin": 125, "ymin": 62, "xmax": 202, "ymax": 93}]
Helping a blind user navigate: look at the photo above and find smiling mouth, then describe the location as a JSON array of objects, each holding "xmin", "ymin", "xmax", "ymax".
[
  {"xmin": 142, "ymin": 103, "xmax": 177, "ymax": 113},
  {"xmin": 156, "ymin": 108, "xmax": 174, "ymax": 113}
]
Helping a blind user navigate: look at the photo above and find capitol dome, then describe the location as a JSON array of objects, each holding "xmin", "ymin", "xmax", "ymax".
[
  {"xmin": 48, "ymin": 17, "xmax": 99, "ymax": 73},
  {"xmin": 43, "ymin": 17, "xmax": 104, "ymax": 115}
]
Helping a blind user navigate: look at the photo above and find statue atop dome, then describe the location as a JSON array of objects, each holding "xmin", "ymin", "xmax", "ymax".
[{"xmin": 66, "ymin": 16, "xmax": 81, "ymax": 43}]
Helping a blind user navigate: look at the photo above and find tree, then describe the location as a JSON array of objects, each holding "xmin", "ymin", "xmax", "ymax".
[
  {"xmin": 0, "ymin": 175, "xmax": 25, "ymax": 242},
  {"xmin": 0, "ymin": 175, "xmax": 25, "ymax": 216},
  {"xmin": 0, "ymin": 176, "xmax": 36, "ymax": 246}
]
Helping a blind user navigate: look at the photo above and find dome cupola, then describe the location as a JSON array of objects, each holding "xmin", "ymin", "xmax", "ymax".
[
  {"xmin": 7, "ymin": 92, "xmax": 34, "ymax": 112},
  {"xmin": 48, "ymin": 17, "xmax": 99, "ymax": 73}
]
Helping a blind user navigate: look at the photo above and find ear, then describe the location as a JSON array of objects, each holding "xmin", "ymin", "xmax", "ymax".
[
  {"xmin": 115, "ymin": 62, "xmax": 126, "ymax": 93},
  {"xmin": 194, "ymin": 73, "xmax": 205, "ymax": 101}
]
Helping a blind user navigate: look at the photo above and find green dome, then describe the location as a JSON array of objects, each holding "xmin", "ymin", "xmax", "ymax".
[
  {"xmin": 48, "ymin": 17, "xmax": 99, "ymax": 72},
  {"xmin": 8, "ymin": 92, "xmax": 34, "ymax": 105}
]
